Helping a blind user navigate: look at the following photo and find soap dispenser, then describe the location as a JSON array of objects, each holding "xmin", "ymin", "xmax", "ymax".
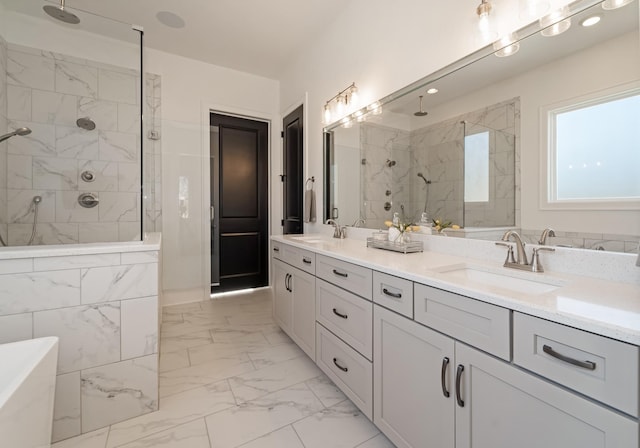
[{"xmin": 419, "ymin": 212, "xmax": 432, "ymax": 235}]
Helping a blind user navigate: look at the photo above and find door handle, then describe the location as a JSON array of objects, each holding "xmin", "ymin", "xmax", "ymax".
[
  {"xmin": 210, "ymin": 206, "xmax": 215, "ymax": 222},
  {"xmin": 285, "ymin": 273, "xmax": 291, "ymax": 292},
  {"xmin": 441, "ymin": 357, "xmax": 450, "ymax": 398},
  {"xmin": 455, "ymin": 364, "xmax": 465, "ymax": 407}
]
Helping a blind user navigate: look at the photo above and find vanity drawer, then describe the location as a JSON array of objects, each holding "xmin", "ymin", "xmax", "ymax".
[
  {"xmin": 273, "ymin": 242, "xmax": 315, "ymax": 275},
  {"xmin": 316, "ymin": 323, "xmax": 373, "ymax": 419},
  {"xmin": 316, "ymin": 279, "xmax": 373, "ymax": 360},
  {"xmin": 316, "ymin": 254, "xmax": 372, "ymax": 300},
  {"xmin": 373, "ymin": 271, "xmax": 413, "ymax": 318},
  {"xmin": 414, "ymin": 283, "xmax": 510, "ymax": 360},
  {"xmin": 513, "ymin": 312, "xmax": 639, "ymax": 417}
]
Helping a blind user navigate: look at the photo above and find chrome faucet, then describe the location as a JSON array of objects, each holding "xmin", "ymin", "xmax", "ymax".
[
  {"xmin": 352, "ymin": 218, "xmax": 366, "ymax": 228},
  {"xmin": 538, "ymin": 228, "xmax": 556, "ymax": 245},
  {"xmin": 496, "ymin": 230, "xmax": 555, "ymax": 273},
  {"xmin": 501, "ymin": 230, "xmax": 528, "ymax": 265},
  {"xmin": 326, "ymin": 219, "xmax": 344, "ymax": 239}
]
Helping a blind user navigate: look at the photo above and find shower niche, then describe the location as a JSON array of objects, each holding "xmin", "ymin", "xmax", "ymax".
[{"xmin": 0, "ymin": 1, "xmax": 161, "ymax": 246}]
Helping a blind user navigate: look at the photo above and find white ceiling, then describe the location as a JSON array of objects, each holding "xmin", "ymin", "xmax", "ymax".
[{"xmin": 2, "ymin": 0, "xmax": 349, "ymax": 79}]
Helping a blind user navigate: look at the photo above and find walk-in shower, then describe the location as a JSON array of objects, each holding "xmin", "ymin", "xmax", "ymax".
[{"xmin": 0, "ymin": 1, "xmax": 159, "ymax": 246}]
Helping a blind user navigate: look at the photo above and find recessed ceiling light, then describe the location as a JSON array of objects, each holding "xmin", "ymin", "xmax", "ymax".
[
  {"xmin": 156, "ymin": 11, "xmax": 185, "ymax": 29},
  {"xmin": 580, "ymin": 15, "xmax": 602, "ymax": 27},
  {"xmin": 427, "ymin": 88, "xmax": 439, "ymax": 94}
]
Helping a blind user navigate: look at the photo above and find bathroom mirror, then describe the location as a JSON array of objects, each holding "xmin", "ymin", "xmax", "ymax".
[{"xmin": 324, "ymin": 0, "xmax": 639, "ymax": 252}]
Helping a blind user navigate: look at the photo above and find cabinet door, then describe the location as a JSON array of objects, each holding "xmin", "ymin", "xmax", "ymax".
[
  {"xmin": 272, "ymin": 258, "xmax": 292, "ymax": 334},
  {"xmin": 455, "ymin": 343, "xmax": 638, "ymax": 448},
  {"xmin": 373, "ymin": 305, "xmax": 455, "ymax": 448},
  {"xmin": 291, "ymin": 268, "xmax": 315, "ymax": 359}
]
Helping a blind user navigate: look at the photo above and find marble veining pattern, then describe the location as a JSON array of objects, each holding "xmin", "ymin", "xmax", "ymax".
[{"xmin": 52, "ymin": 288, "xmax": 395, "ymax": 448}]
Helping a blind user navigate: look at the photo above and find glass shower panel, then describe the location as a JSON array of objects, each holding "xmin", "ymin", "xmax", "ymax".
[{"xmin": 0, "ymin": 1, "xmax": 144, "ymax": 246}]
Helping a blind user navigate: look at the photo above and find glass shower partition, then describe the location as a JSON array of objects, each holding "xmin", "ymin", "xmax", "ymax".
[{"xmin": 0, "ymin": 1, "xmax": 152, "ymax": 246}]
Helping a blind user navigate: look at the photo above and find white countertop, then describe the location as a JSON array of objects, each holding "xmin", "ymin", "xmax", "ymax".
[
  {"xmin": 272, "ymin": 234, "xmax": 640, "ymax": 345},
  {"xmin": 0, "ymin": 232, "xmax": 161, "ymax": 260}
]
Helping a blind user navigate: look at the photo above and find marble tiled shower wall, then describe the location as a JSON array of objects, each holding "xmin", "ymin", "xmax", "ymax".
[
  {"xmin": 2, "ymin": 42, "xmax": 161, "ymax": 245},
  {"xmin": 0, "ymin": 246, "xmax": 160, "ymax": 442},
  {"xmin": 144, "ymin": 73, "xmax": 162, "ymax": 234},
  {"xmin": 360, "ymin": 123, "xmax": 411, "ymax": 229}
]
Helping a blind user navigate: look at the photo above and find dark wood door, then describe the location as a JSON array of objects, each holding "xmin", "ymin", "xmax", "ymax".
[
  {"xmin": 210, "ymin": 113, "xmax": 269, "ymax": 293},
  {"xmin": 282, "ymin": 105, "xmax": 304, "ymax": 234}
]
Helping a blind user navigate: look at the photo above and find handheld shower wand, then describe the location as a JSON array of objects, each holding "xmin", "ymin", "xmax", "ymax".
[
  {"xmin": 0, "ymin": 127, "xmax": 32, "ymax": 143},
  {"xmin": 417, "ymin": 173, "xmax": 431, "ymax": 213}
]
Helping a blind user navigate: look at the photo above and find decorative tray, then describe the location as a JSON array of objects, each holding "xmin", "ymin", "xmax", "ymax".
[{"xmin": 366, "ymin": 238, "xmax": 424, "ymax": 254}]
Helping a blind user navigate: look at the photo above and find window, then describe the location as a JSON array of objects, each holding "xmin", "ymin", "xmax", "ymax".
[
  {"xmin": 464, "ymin": 131, "xmax": 490, "ymax": 202},
  {"xmin": 545, "ymin": 87, "xmax": 640, "ymax": 209}
]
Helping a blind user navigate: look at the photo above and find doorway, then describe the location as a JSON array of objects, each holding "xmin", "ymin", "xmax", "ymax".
[
  {"xmin": 282, "ymin": 105, "xmax": 304, "ymax": 234},
  {"xmin": 210, "ymin": 113, "xmax": 269, "ymax": 293}
]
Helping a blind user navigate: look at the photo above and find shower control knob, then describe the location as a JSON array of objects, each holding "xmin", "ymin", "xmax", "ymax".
[
  {"xmin": 80, "ymin": 171, "xmax": 95, "ymax": 182},
  {"xmin": 78, "ymin": 193, "xmax": 99, "ymax": 208}
]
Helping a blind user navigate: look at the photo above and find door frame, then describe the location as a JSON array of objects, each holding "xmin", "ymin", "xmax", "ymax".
[{"xmin": 201, "ymin": 103, "xmax": 278, "ymax": 295}]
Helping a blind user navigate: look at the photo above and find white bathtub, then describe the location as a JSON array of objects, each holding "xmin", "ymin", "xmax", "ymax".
[{"xmin": 0, "ymin": 337, "xmax": 59, "ymax": 448}]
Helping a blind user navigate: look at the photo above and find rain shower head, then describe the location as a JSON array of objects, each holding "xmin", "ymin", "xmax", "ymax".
[
  {"xmin": 385, "ymin": 159, "xmax": 396, "ymax": 167},
  {"xmin": 76, "ymin": 117, "xmax": 96, "ymax": 130},
  {"xmin": 43, "ymin": 0, "xmax": 80, "ymax": 25},
  {"xmin": 414, "ymin": 96, "xmax": 428, "ymax": 117},
  {"xmin": 0, "ymin": 127, "xmax": 32, "ymax": 143}
]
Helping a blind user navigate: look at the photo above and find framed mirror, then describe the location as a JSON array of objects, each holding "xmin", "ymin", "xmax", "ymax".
[{"xmin": 324, "ymin": 0, "xmax": 639, "ymax": 252}]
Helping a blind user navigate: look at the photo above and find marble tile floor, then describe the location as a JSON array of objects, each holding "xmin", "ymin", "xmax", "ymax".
[{"xmin": 52, "ymin": 287, "xmax": 395, "ymax": 448}]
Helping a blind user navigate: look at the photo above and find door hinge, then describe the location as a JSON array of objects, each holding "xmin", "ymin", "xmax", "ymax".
[
  {"xmin": 280, "ymin": 174, "xmax": 285, "ymax": 182},
  {"xmin": 281, "ymin": 219, "xmax": 284, "ymax": 226},
  {"xmin": 280, "ymin": 131, "xmax": 284, "ymax": 138}
]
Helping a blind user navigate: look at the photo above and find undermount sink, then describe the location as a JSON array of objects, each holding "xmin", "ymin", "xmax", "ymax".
[
  {"xmin": 291, "ymin": 235, "xmax": 332, "ymax": 244},
  {"xmin": 433, "ymin": 263, "xmax": 565, "ymax": 295}
]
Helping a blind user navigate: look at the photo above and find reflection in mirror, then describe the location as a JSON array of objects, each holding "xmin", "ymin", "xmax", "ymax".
[{"xmin": 324, "ymin": 0, "xmax": 639, "ymax": 253}]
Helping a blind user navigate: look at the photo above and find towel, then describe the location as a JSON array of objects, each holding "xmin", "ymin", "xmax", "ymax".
[{"xmin": 304, "ymin": 189, "xmax": 316, "ymax": 223}]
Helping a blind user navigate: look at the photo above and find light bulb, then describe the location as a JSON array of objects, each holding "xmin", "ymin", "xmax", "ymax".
[
  {"xmin": 350, "ymin": 87, "xmax": 359, "ymax": 108},
  {"xmin": 580, "ymin": 15, "xmax": 602, "ymax": 27},
  {"xmin": 341, "ymin": 117, "xmax": 353, "ymax": 129},
  {"xmin": 519, "ymin": 0, "xmax": 550, "ymax": 19},
  {"xmin": 367, "ymin": 101, "xmax": 382, "ymax": 115},
  {"xmin": 354, "ymin": 110, "xmax": 366, "ymax": 122},
  {"xmin": 493, "ymin": 33, "xmax": 520, "ymax": 57},
  {"xmin": 602, "ymin": 0, "xmax": 634, "ymax": 10},
  {"xmin": 540, "ymin": 6, "xmax": 571, "ymax": 37},
  {"xmin": 335, "ymin": 96, "xmax": 345, "ymax": 117},
  {"xmin": 323, "ymin": 105, "xmax": 332, "ymax": 124}
]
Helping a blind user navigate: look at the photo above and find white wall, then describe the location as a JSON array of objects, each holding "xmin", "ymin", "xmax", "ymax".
[
  {"xmin": 278, "ymin": 0, "xmax": 582, "ymax": 234},
  {"xmin": 145, "ymin": 48, "xmax": 280, "ymax": 302}
]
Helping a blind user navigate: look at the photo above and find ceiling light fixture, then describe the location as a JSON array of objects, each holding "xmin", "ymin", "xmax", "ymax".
[
  {"xmin": 493, "ymin": 33, "xmax": 521, "ymax": 57},
  {"xmin": 323, "ymin": 82, "xmax": 359, "ymax": 125},
  {"xmin": 476, "ymin": 0, "xmax": 492, "ymax": 33},
  {"xmin": 580, "ymin": 15, "xmax": 602, "ymax": 27},
  {"xmin": 539, "ymin": 6, "xmax": 572, "ymax": 37},
  {"xmin": 602, "ymin": 0, "xmax": 635, "ymax": 10},
  {"xmin": 426, "ymin": 88, "xmax": 439, "ymax": 94}
]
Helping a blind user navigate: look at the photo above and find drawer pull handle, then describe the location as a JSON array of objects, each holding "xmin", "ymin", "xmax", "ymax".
[
  {"xmin": 455, "ymin": 364, "xmax": 465, "ymax": 407},
  {"xmin": 332, "ymin": 269, "xmax": 348, "ymax": 278},
  {"xmin": 273, "ymin": 247, "xmax": 280, "ymax": 252},
  {"xmin": 542, "ymin": 344, "xmax": 596, "ymax": 371},
  {"xmin": 382, "ymin": 288, "xmax": 402, "ymax": 299},
  {"xmin": 285, "ymin": 273, "xmax": 292, "ymax": 292},
  {"xmin": 441, "ymin": 357, "xmax": 450, "ymax": 398},
  {"xmin": 303, "ymin": 257, "xmax": 312, "ymax": 264},
  {"xmin": 332, "ymin": 308, "xmax": 348, "ymax": 319},
  {"xmin": 333, "ymin": 357, "xmax": 349, "ymax": 372}
]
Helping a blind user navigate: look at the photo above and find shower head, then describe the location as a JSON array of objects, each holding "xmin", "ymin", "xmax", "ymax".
[
  {"xmin": 385, "ymin": 159, "xmax": 396, "ymax": 167},
  {"xmin": 76, "ymin": 117, "xmax": 96, "ymax": 131},
  {"xmin": 43, "ymin": 0, "xmax": 80, "ymax": 24},
  {"xmin": 417, "ymin": 172, "xmax": 431, "ymax": 184},
  {"xmin": 0, "ymin": 127, "xmax": 32, "ymax": 143},
  {"xmin": 414, "ymin": 96, "xmax": 428, "ymax": 117}
]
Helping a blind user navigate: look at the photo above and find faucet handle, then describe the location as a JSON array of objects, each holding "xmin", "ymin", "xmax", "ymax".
[
  {"xmin": 531, "ymin": 247, "xmax": 555, "ymax": 272},
  {"xmin": 340, "ymin": 226, "xmax": 347, "ymax": 239},
  {"xmin": 495, "ymin": 242, "xmax": 516, "ymax": 264}
]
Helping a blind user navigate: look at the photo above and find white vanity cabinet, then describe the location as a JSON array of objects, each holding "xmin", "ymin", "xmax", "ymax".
[{"xmin": 271, "ymin": 254, "xmax": 316, "ymax": 359}]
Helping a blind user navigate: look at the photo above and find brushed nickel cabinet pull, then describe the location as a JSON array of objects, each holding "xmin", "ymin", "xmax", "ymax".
[
  {"xmin": 303, "ymin": 257, "xmax": 312, "ymax": 264},
  {"xmin": 382, "ymin": 288, "xmax": 402, "ymax": 299},
  {"xmin": 332, "ymin": 308, "xmax": 348, "ymax": 319},
  {"xmin": 542, "ymin": 344, "xmax": 596, "ymax": 370},
  {"xmin": 332, "ymin": 269, "xmax": 348, "ymax": 278},
  {"xmin": 455, "ymin": 364, "xmax": 465, "ymax": 407}
]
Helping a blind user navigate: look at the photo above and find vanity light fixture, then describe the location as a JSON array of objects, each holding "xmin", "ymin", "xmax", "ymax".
[
  {"xmin": 602, "ymin": 0, "xmax": 635, "ymax": 10},
  {"xmin": 323, "ymin": 82, "xmax": 359, "ymax": 124},
  {"xmin": 493, "ymin": 33, "xmax": 520, "ymax": 57},
  {"xmin": 580, "ymin": 14, "xmax": 602, "ymax": 27},
  {"xmin": 540, "ymin": 6, "xmax": 572, "ymax": 37},
  {"xmin": 354, "ymin": 110, "xmax": 366, "ymax": 122},
  {"xmin": 519, "ymin": 0, "xmax": 550, "ymax": 19},
  {"xmin": 340, "ymin": 117, "xmax": 353, "ymax": 129},
  {"xmin": 427, "ymin": 88, "xmax": 439, "ymax": 94},
  {"xmin": 367, "ymin": 101, "xmax": 382, "ymax": 115}
]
